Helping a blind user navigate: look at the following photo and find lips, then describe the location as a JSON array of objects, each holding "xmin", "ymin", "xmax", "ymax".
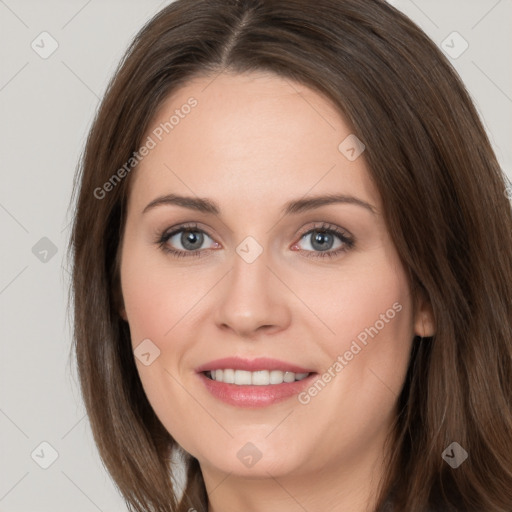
[{"xmin": 195, "ymin": 357, "xmax": 318, "ymax": 408}]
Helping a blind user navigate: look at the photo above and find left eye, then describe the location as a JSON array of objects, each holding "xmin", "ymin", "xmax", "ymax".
[{"xmin": 296, "ymin": 228, "xmax": 349, "ymax": 253}]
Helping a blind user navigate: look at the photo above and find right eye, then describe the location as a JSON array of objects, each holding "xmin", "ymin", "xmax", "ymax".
[{"xmin": 156, "ymin": 223, "xmax": 220, "ymax": 258}]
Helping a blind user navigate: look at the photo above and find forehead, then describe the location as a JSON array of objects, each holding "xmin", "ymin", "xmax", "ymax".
[{"xmin": 127, "ymin": 71, "xmax": 379, "ymax": 216}]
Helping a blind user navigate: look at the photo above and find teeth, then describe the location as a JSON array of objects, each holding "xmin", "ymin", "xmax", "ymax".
[{"xmin": 207, "ymin": 369, "xmax": 310, "ymax": 385}]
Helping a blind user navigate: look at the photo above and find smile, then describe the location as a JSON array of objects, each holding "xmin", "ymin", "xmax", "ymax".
[{"xmin": 204, "ymin": 369, "xmax": 310, "ymax": 385}]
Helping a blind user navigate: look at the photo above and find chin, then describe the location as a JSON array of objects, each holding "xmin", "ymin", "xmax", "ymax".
[{"xmin": 194, "ymin": 439, "xmax": 306, "ymax": 478}]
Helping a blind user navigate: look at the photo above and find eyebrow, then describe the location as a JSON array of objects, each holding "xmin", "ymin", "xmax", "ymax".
[{"xmin": 142, "ymin": 193, "xmax": 377, "ymax": 216}]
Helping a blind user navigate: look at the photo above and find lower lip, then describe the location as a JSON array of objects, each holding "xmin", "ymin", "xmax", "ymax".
[{"xmin": 198, "ymin": 372, "xmax": 317, "ymax": 408}]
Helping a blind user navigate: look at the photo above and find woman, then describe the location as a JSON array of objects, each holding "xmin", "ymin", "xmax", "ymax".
[{"xmin": 67, "ymin": 0, "xmax": 512, "ymax": 510}]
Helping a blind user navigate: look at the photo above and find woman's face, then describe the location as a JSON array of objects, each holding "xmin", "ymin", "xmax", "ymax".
[{"xmin": 119, "ymin": 71, "xmax": 433, "ymax": 485}]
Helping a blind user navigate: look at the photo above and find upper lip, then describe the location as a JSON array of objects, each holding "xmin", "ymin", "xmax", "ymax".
[{"xmin": 195, "ymin": 357, "xmax": 315, "ymax": 374}]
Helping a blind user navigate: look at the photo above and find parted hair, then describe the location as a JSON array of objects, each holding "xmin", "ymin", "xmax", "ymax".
[{"xmin": 67, "ymin": 0, "xmax": 512, "ymax": 510}]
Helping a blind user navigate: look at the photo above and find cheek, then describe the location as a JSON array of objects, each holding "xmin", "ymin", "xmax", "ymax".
[
  {"xmin": 120, "ymin": 243, "xmax": 196, "ymax": 346},
  {"xmin": 120, "ymin": 248, "xmax": 205, "ymax": 450},
  {"xmin": 290, "ymin": 259, "xmax": 413, "ymax": 459},
  {"xmin": 308, "ymin": 257, "xmax": 412, "ymax": 350},
  {"xmin": 312, "ymin": 251, "xmax": 414, "ymax": 397}
]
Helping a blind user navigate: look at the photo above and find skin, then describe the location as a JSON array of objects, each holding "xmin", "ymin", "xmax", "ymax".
[{"xmin": 118, "ymin": 71, "xmax": 435, "ymax": 512}]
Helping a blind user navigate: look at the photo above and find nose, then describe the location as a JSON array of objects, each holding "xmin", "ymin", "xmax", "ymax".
[{"xmin": 214, "ymin": 247, "xmax": 291, "ymax": 339}]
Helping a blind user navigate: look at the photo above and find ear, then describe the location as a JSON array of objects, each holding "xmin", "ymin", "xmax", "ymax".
[
  {"xmin": 113, "ymin": 280, "xmax": 128, "ymax": 322},
  {"xmin": 413, "ymin": 292, "xmax": 435, "ymax": 337},
  {"xmin": 119, "ymin": 306, "xmax": 128, "ymax": 322}
]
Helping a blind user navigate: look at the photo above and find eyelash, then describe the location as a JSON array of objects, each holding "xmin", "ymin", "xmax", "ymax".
[{"xmin": 155, "ymin": 222, "xmax": 355, "ymax": 260}]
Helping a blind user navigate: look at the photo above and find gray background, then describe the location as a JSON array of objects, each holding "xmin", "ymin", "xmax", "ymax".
[{"xmin": 0, "ymin": 0, "xmax": 511, "ymax": 510}]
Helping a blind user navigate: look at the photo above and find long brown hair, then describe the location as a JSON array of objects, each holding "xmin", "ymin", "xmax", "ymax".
[{"xmin": 67, "ymin": 0, "xmax": 512, "ymax": 510}]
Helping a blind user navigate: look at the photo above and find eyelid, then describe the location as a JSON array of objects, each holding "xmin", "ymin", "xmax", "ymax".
[
  {"xmin": 295, "ymin": 221, "xmax": 353, "ymax": 240},
  {"xmin": 159, "ymin": 221, "xmax": 215, "ymax": 240}
]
